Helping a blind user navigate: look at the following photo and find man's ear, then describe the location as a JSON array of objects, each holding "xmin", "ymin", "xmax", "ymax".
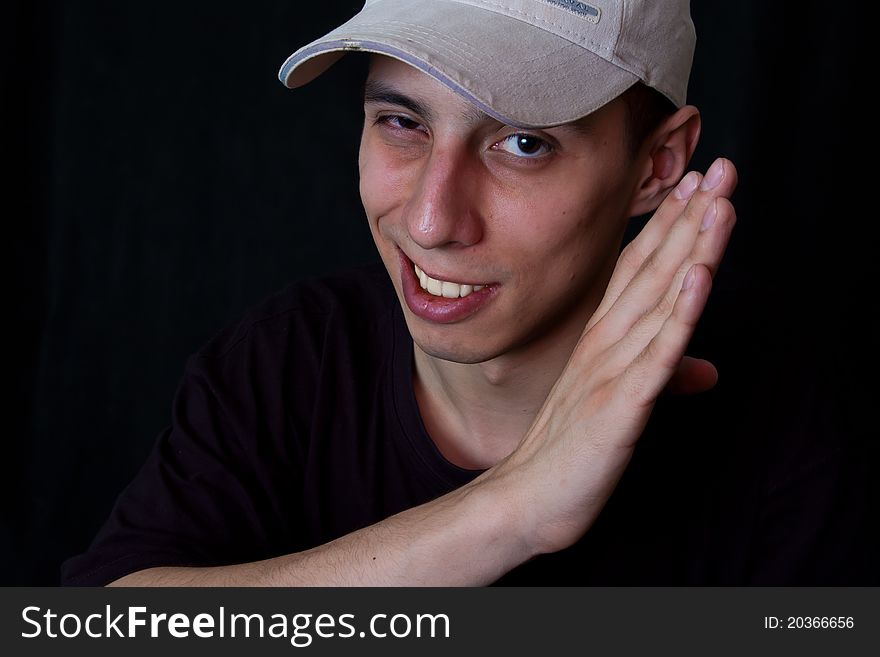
[{"xmin": 626, "ymin": 106, "xmax": 701, "ymax": 218}]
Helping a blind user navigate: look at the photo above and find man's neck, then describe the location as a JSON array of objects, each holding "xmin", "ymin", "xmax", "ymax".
[{"xmin": 411, "ymin": 303, "xmax": 595, "ymax": 470}]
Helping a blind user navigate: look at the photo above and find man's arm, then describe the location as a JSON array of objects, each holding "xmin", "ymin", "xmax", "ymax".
[
  {"xmin": 111, "ymin": 158, "xmax": 737, "ymax": 586},
  {"xmin": 110, "ymin": 473, "xmax": 527, "ymax": 586}
]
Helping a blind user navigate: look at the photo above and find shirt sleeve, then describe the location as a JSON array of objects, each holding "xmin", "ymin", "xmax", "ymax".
[
  {"xmin": 741, "ymin": 342, "xmax": 879, "ymax": 585},
  {"xmin": 744, "ymin": 440, "xmax": 878, "ymax": 584},
  {"xmin": 60, "ymin": 354, "xmax": 305, "ymax": 586}
]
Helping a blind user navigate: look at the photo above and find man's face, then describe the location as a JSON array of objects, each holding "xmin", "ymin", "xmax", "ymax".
[{"xmin": 359, "ymin": 56, "xmax": 641, "ymax": 365}]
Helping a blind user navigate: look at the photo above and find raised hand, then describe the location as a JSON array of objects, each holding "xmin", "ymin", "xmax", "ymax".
[{"xmin": 485, "ymin": 158, "xmax": 738, "ymax": 555}]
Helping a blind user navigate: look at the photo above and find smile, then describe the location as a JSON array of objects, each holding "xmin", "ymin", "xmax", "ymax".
[
  {"xmin": 398, "ymin": 249, "xmax": 498, "ymax": 324},
  {"xmin": 413, "ymin": 263, "xmax": 486, "ymax": 299}
]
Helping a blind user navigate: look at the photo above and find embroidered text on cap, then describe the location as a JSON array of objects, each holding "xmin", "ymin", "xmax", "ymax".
[{"xmin": 542, "ymin": 0, "xmax": 601, "ymax": 22}]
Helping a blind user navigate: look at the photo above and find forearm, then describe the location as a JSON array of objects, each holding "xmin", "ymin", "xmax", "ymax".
[{"xmin": 108, "ymin": 475, "xmax": 533, "ymax": 586}]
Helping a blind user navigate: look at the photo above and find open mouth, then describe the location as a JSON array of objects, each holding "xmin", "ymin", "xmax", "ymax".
[{"xmin": 397, "ymin": 248, "xmax": 498, "ymax": 324}]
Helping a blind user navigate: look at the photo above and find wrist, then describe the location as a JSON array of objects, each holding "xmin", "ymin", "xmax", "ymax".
[{"xmin": 467, "ymin": 465, "xmax": 544, "ymax": 565}]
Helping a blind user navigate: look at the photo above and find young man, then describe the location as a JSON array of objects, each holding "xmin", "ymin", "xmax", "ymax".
[{"xmin": 63, "ymin": 1, "xmax": 859, "ymax": 586}]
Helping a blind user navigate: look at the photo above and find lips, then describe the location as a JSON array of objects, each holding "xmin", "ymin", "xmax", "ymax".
[{"xmin": 397, "ymin": 248, "xmax": 498, "ymax": 324}]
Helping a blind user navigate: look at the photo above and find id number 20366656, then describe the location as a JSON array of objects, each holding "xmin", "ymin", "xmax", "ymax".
[{"xmin": 763, "ymin": 616, "xmax": 854, "ymax": 629}]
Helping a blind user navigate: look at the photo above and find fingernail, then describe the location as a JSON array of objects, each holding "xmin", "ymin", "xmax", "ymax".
[
  {"xmin": 682, "ymin": 266, "xmax": 696, "ymax": 291},
  {"xmin": 674, "ymin": 171, "xmax": 701, "ymax": 200},
  {"xmin": 700, "ymin": 199, "xmax": 717, "ymax": 232},
  {"xmin": 700, "ymin": 159, "xmax": 724, "ymax": 190}
]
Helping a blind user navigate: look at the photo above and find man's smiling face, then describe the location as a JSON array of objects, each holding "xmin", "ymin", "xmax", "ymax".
[{"xmin": 359, "ymin": 55, "xmax": 643, "ymax": 365}]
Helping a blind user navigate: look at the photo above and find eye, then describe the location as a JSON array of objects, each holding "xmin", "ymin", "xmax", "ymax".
[
  {"xmin": 377, "ymin": 114, "xmax": 427, "ymax": 133},
  {"xmin": 493, "ymin": 133, "xmax": 552, "ymax": 158}
]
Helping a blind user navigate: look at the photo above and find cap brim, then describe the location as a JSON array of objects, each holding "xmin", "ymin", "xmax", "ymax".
[{"xmin": 278, "ymin": 0, "xmax": 638, "ymax": 128}]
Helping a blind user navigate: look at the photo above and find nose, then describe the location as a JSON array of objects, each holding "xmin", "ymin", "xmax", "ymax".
[{"xmin": 404, "ymin": 145, "xmax": 484, "ymax": 250}]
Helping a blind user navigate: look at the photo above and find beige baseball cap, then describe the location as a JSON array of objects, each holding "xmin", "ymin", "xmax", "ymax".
[{"xmin": 278, "ymin": 0, "xmax": 695, "ymax": 128}]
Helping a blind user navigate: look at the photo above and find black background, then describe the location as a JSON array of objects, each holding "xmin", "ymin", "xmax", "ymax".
[{"xmin": 4, "ymin": 1, "xmax": 873, "ymax": 584}]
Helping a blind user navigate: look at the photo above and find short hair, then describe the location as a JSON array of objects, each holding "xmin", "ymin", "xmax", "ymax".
[{"xmin": 620, "ymin": 82, "xmax": 677, "ymax": 157}]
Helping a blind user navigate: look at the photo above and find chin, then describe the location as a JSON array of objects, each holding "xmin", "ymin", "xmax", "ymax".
[{"xmin": 410, "ymin": 332, "xmax": 502, "ymax": 365}]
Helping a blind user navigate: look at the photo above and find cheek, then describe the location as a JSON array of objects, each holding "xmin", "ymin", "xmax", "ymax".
[
  {"xmin": 499, "ymin": 193, "xmax": 599, "ymax": 254},
  {"xmin": 492, "ymin": 187, "xmax": 623, "ymax": 287},
  {"xmin": 358, "ymin": 142, "xmax": 383, "ymax": 219},
  {"xmin": 358, "ymin": 140, "xmax": 413, "ymax": 223}
]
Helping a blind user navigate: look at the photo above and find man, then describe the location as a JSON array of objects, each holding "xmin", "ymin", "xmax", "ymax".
[{"xmin": 61, "ymin": 0, "xmax": 862, "ymax": 586}]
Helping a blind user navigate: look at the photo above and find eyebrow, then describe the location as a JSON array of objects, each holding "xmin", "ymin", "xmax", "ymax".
[
  {"xmin": 363, "ymin": 79, "xmax": 494, "ymax": 129},
  {"xmin": 364, "ymin": 79, "xmax": 435, "ymax": 122}
]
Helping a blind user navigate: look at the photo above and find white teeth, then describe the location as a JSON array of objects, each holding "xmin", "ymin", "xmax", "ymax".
[
  {"xmin": 441, "ymin": 281, "xmax": 460, "ymax": 298},
  {"xmin": 412, "ymin": 263, "xmax": 486, "ymax": 299}
]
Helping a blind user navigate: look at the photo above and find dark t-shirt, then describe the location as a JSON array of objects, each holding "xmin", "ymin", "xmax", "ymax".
[{"xmin": 61, "ymin": 264, "xmax": 876, "ymax": 585}]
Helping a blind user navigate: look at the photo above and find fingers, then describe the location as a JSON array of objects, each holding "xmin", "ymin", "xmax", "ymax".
[
  {"xmin": 617, "ymin": 264, "xmax": 713, "ymax": 407},
  {"xmin": 664, "ymin": 357, "xmax": 718, "ymax": 396},
  {"xmin": 587, "ymin": 170, "xmax": 704, "ymax": 331},
  {"xmin": 587, "ymin": 158, "xmax": 737, "ymax": 336},
  {"xmin": 591, "ymin": 158, "xmax": 737, "ymax": 343},
  {"xmin": 612, "ymin": 193, "xmax": 736, "ymax": 361}
]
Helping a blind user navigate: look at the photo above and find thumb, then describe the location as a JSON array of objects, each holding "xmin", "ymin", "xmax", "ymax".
[{"xmin": 665, "ymin": 356, "xmax": 718, "ymax": 396}]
